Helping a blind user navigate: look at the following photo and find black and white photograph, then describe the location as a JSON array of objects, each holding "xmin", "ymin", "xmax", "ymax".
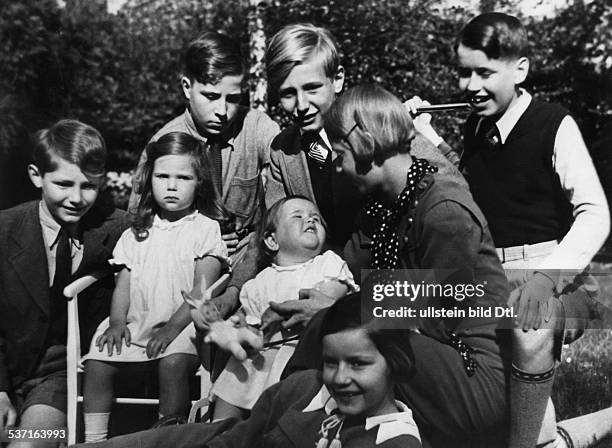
[{"xmin": 1, "ymin": 0, "xmax": 611, "ymax": 447}]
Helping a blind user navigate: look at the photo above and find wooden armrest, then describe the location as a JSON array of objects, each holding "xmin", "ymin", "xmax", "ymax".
[{"xmin": 63, "ymin": 269, "xmax": 113, "ymax": 298}]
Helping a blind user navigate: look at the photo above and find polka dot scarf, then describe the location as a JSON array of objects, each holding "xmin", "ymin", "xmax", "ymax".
[{"xmin": 365, "ymin": 158, "xmax": 437, "ymax": 269}]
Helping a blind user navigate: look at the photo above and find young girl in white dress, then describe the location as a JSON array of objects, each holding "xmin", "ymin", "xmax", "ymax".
[
  {"xmin": 210, "ymin": 196, "xmax": 358, "ymax": 420},
  {"xmin": 82, "ymin": 132, "xmax": 229, "ymax": 441}
]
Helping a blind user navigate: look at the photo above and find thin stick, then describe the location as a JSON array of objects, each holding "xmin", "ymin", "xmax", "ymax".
[
  {"xmin": 263, "ymin": 334, "xmax": 300, "ymax": 348},
  {"xmin": 414, "ymin": 102, "xmax": 472, "ymax": 114}
]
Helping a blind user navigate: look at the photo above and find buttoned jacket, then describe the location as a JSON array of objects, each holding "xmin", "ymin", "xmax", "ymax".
[{"xmin": 0, "ymin": 201, "xmax": 127, "ymax": 392}]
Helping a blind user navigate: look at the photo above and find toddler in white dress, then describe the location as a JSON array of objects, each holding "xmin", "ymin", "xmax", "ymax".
[
  {"xmin": 82, "ymin": 132, "xmax": 229, "ymax": 441},
  {"xmin": 210, "ymin": 196, "xmax": 358, "ymax": 420}
]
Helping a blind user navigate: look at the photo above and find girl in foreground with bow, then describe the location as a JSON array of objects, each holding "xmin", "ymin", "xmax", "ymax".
[{"xmin": 78, "ymin": 293, "xmax": 422, "ymax": 448}]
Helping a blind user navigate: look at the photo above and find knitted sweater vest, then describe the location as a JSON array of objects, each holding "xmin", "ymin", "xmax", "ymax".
[{"xmin": 460, "ymin": 99, "xmax": 573, "ymax": 248}]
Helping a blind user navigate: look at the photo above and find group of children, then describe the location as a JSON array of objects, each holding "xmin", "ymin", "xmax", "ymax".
[{"xmin": 0, "ymin": 9, "xmax": 609, "ymax": 448}]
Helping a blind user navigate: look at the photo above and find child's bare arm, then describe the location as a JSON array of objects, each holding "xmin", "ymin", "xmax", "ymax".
[
  {"xmin": 191, "ymin": 255, "xmax": 223, "ymax": 300},
  {"xmin": 97, "ymin": 268, "xmax": 131, "ymax": 355},
  {"xmin": 314, "ymin": 279, "xmax": 350, "ymax": 300},
  {"xmin": 109, "ymin": 268, "xmax": 131, "ymax": 325},
  {"xmin": 147, "ymin": 256, "xmax": 222, "ymax": 358}
]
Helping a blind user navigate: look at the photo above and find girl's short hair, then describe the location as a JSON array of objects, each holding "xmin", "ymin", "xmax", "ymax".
[
  {"xmin": 319, "ymin": 293, "xmax": 415, "ymax": 384},
  {"xmin": 184, "ymin": 32, "xmax": 246, "ymax": 85},
  {"xmin": 456, "ymin": 12, "xmax": 528, "ymax": 60},
  {"xmin": 266, "ymin": 23, "xmax": 340, "ymax": 95},
  {"xmin": 324, "ymin": 84, "xmax": 415, "ymax": 174},
  {"xmin": 131, "ymin": 132, "xmax": 229, "ymax": 240},
  {"xmin": 32, "ymin": 119, "xmax": 106, "ymax": 177},
  {"xmin": 256, "ymin": 195, "xmax": 325, "ymax": 270}
]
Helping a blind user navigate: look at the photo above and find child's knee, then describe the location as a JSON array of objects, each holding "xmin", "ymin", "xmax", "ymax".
[
  {"xmin": 84, "ymin": 360, "xmax": 118, "ymax": 378},
  {"xmin": 159, "ymin": 354, "xmax": 199, "ymax": 375},
  {"xmin": 512, "ymin": 328, "xmax": 555, "ymax": 367}
]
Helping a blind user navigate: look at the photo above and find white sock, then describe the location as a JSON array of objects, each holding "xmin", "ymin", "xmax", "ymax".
[{"xmin": 84, "ymin": 412, "xmax": 110, "ymax": 442}]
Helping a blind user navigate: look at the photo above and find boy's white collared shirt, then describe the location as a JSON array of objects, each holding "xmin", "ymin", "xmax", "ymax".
[
  {"xmin": 302, "ymin": 384, "xmax": 422, "ymax": 445},
  {"xmin": 489, "ymin": 89, "xmax": 532, "ymax": 145},
  {"xmin": 39, "ymin": 201, "xmax": 83, "ymax": 286},
  {"xmin": 318, "ymin": 128, "xmax": 332, "ymax": 156}
]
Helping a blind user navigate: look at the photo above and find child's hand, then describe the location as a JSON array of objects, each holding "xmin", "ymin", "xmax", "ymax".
[
  {"xmin": 204, "ymin": 321, "xmax": 263, "ymax": 361},
  {"xmin": 404, "ymin": 95, "xmax": 431, "ymax": 118},
  {"xmin": 222, "ymin": 231, "xmax": 239, "ymax": 255},
  {"xmin": 404, "ymin": 96, "xmax": 443, "ymax": 146},
  {"xmin": 0, "ymin": 392, "xmax": 17, "ymax": 431},
  {"xmin": 97, "ymin": 323, "xmax": 131, "ymax": 356},
  {"xmin": 222, "ymin": 231, "xmax": 251, "ymax": 256},
  {"xmin": 146, "ymin": 324, "xmax": 181, "ymax": 358}
]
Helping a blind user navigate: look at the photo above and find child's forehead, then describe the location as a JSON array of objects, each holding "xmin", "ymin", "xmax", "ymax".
[
  {"xmin": 42, "ymin": 154, "xmax": 103, "ymax": 184},
  {"xmin": 193, "ymin": 74, "xmax": 243, "ymax": 91},
  {"xmin": 322, "ymin": 328, "xmax": 375, "ymax": 352},
  {"xmin": 458, "ymin": 43, "xmax": 520, "ymax": 61},
  {"xmin": 280, "ymin": 198, "xmax": 319, "ymax": 214},
  {"xmin": 153, "ymin": 154, "xmax": 197, "ymax": 171},
  {"xmin": 285, "ymin": 57, "xmax": 332, "ymax": 83},
  {"xmin": 43, "ymin": 154, "xmax": 89, "ymax": 177},
  {"xmin": 456, "ymin": 44, "xmax": 519, "ymax": 68}
]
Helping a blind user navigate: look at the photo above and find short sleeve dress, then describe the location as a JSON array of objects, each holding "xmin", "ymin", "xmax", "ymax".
[
  {"xmin": 211, "ymin": 251, "xmax": 358, "ymax": 409},
  {"xmin": 83, "ymin": 212, "xmax": 228, "ymax": 362}
]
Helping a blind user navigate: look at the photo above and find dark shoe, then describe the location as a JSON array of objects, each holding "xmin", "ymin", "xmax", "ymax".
[{"xmin": 150, "ymin": 413, "xmax": 187, "ymax": 428}]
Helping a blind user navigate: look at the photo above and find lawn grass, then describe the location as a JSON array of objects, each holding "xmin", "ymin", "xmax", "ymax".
[
  {"xmin": 554, "ymin": 330, "xmax": 612, "ymax": 419},
  {"xmin": 552, "ymin": 262, "xmax": 612, "ymax": 447}
]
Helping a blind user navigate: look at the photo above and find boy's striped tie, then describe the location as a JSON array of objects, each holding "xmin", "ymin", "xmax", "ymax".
[{"xmin": 303, "ymin": 133, "xmax": 329, "ymax": 164}]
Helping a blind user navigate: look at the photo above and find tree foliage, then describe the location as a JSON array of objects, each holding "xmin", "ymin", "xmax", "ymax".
[
  {"xmin": 0, "ymin": 0, "xmax": 609, "ymax": 186},
  {"xmin": 264, "ymin": 0, "xmax": 470, "ymax": 147},
  {"xmin": 525, "ymin": 0, "xmax": 612, "ymax": 145}
]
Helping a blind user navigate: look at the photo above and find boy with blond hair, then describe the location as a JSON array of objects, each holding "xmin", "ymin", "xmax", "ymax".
[{"xmin": 221, "ymin": 24, "xmax": 460, "ymax": 328}]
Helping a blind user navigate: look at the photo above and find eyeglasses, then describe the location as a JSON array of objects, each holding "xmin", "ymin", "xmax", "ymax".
[
  {"xmin": 342, "ymin": 122, "xmax": 359, "ymax": 142},
  {"xmin": 335, "ymin": 122, "xmax": 360, "ymax": 161}
]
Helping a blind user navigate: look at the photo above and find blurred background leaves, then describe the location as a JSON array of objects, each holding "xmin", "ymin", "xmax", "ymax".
[{"xmin": 1, "ymin": 0, "xmax": 610, "ymax": 210}]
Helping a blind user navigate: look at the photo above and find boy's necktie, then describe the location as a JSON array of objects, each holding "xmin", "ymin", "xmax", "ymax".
[
  {"xmin": 52, "ymin": 227, "xmax": 72, "ymax": 299},
  {"xmin": 47, "ymin": 227, "xmax": 71, "ymax": 346},
  {"xmin": 303, "ymin": 133, "xmax": 329, "ymax": 165},
  {"xmin": 209, "ymin": 142, "xmax": 223, "ymax": 195},
  {"xmin": 478, "ymin": 118, "xmax": 501, "ymax": 151}
]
